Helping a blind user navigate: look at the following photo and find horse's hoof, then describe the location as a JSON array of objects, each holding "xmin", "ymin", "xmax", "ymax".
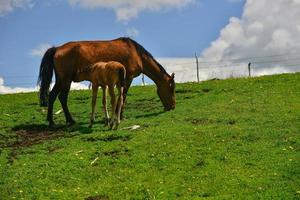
[
  {"xmin": 48, "ymin": 121, "xmax": 55, "ymax": 128},
  {"xmin": 104, "ymin": 118, "xmax": 110, "ymax": 126},
  {"xmin": 88, "ymin": 122, "xmax": 93, "ymax": 128},
  {"xmin": 113, "ymin": 124, "xmax": 119, "ymax": 130},
  {"xmin": 67, "ymin": 120, "xmax": 76, "ymax": 127},
  {"xmin": 109, "ymin": 121, "xmax": 114, "ymax": 130},
  {"xmin": 89, "ymin": 119, "xmax": 94, "ymax": 127}
]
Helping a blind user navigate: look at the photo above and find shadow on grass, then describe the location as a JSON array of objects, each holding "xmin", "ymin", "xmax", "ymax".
[
  {"xmin": 12, "ymin": 122, "xmax": 93, "ymax": 134},
  {"xmin": 134, "ymin": 111, "xmax": 165, "ymax": 119},
  {"xmin": 7, "ymin": 122, "xmax": 94, "ymax": 149},
  {"xmin": 4, "ymin": 122, "xmax": 107, "ymax": 165}
]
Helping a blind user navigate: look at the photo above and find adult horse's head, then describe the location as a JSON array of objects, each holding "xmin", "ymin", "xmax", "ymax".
[
  {"xmin": 157, "ymin": 73, "xmax": 175, "ymax": 111},
  {"xmin": 127, "ymin": 38, "xmax": 175, "ymax": 111}
]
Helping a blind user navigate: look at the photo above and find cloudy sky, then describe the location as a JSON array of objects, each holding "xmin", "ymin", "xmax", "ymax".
[{"xmin": 0, "ymin": 0, "xmax": 299, "ymax": 93}]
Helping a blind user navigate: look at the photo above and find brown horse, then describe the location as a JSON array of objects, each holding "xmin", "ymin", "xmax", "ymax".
[
  {"xmin": 85, "ymin": 61, "xmax": 126, "ymax": 129},
  {"xmin": 38, "ymin": 37, "xmax": 175, "ymax": 127}
]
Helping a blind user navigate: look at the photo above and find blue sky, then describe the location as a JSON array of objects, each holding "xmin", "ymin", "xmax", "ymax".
[
  {"xmin": 0, "ymin": 0, "xmax": 245, "ymax": 88},
  {"xmin": 1, "ymin": 0, "xmax": 299, "ymax": 92}
]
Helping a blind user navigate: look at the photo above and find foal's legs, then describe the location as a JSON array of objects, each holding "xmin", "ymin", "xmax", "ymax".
[
  {"xmin": 58, "ymin": 81, "xmax": 75, "ymax": 126},
  {"xmin": 89, "ymin": 84, "xmax": 98, "ymax": 128},
  {"xmin": 47, "ymin": 80, "xmax": 61, "ymax": 127},
  {"xmin": 101, "ymin": 85, "xmax": 109, "ymax": 126},
  {"xmin": 108, "ymin": 86, "xmax": 117, "ymax": 129}
]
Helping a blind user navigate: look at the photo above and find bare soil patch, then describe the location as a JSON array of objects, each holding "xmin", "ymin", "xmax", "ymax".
[
  {"xmin": 85, "ymin": 195, "xmax": 109, "ymax": 200},
  {"xmin": 10, "ymin": 129, "xmax": 65, "ymax": 148}
]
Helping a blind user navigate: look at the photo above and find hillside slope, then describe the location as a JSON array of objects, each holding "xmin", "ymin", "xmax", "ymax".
[{"xmin": 0, "ymin": 73, "xmax": 299, "ymax": 199}]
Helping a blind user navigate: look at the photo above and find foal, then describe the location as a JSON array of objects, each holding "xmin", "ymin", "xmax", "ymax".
[{"xmin": 83, "ymin": 61, "xmax": 126, "ymax": 129}]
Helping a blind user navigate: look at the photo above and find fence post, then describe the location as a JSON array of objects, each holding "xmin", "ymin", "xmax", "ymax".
[
  {"xmin": 248, "ymin": 62, "xmax": 251, "ymax": 77},
  {"xmin": 195, "ymin": 53, "xmax": 199, "ymax": 83}
]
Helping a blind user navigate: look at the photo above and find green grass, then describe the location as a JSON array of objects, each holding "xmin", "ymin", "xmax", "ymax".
[{"xmin": 0, "ymin": 73, "xmax": 299, "ymax": 199}]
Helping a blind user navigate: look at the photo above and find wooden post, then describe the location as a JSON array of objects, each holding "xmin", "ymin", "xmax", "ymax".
[
  {"xmin": 248, "ymin": 62, "xmax": 251, "ymax": 77},
  {"xmin": 195, "ymin": 53, "xmax": 199, "ymax": 83}
]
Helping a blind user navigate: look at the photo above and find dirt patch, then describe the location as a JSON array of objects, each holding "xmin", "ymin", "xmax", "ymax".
[
  {"xmin": 84, "ymin": 134, "xmax": 131, "ymax": 142},
  {"xmin": 189, "ymin": 118, "xmax": 214, "ymax": 125},
  {"xmin": 10, "ymin": 130, "xmax": 65, "ymax": 148},
  {"xmin": 103, "ymin": 148, "xmax": 130, "ymax": 158},
  {"xmin": 85, "ymin": 195, "xmax": 109, "ymax": 200},
  {"xmin": 4, "ymin": 124, "xmax": 75, "ymax": 165},
  {"xmin": 188, "ymin": 118, "xmax": 237, "ymax": 126},
  {"xmin": 8, "ymin": 124, "xmax": 77, "ymax": 149}
]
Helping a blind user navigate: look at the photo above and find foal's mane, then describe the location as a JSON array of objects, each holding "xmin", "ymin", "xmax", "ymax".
[{"xmin": 118, "ymin": 37, "xmax": 169, "ymax": 77}]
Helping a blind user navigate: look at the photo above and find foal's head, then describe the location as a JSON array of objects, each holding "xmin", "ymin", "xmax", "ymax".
[{"xmin": 157, "ymin": 73, "xmax": 175, "ymax": 111}]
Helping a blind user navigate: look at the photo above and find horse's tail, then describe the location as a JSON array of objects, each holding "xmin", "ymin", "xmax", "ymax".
[{"xmin": 37, "ymin": 46, "xmax": 57, "ymax": 107}]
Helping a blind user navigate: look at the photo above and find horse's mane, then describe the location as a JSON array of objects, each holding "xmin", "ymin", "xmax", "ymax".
[{"xmin": 118, "ymin": 37, "xmax": 169, "ymax": 76}]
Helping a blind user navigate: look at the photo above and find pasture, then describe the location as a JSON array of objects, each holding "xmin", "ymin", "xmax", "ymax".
[{"xmin": 0, "ymin": 73, "xmax": 299, "ymax": 199}]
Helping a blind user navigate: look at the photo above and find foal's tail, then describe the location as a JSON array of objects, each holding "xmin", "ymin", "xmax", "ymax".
[{"xmin": 37, "ymin": 47, "xmax": 57, "ymax": 107}]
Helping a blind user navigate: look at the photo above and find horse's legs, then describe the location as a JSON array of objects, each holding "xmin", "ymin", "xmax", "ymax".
[
  {"xmin": 118, "ymin": 78, "xmax": 133, "ymax": 120},
  {"xmin": 58, "ymin": 81, "xmax": 75, "ymax": 126},
  {"xmin": 47, "ymin": 80, "xmax": 61, "ymax": 127},
  {"xmin": 89, "ymin": 83, "xmax": 98, "ymax": 128},
  {"xmin": 108, "ymin": 86, "xmax": 117, "ymax": 129},
  {"xmin": 115, "ymin": 86, "xmax": 124, "ymax": 129},
  {"xmin": 101, "ymin": 86, "xmax": 109, "ymax": 126}
]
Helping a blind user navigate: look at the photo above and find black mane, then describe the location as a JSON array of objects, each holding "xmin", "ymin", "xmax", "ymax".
[{"xmin": 118, "ymin": 37, "xmax": 169, "ymax": 76}]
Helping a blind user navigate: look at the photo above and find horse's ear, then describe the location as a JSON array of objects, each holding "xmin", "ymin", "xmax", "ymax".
[{"xmin": 171, "ymin": 73, "xmax": 175, "ymax": 80}]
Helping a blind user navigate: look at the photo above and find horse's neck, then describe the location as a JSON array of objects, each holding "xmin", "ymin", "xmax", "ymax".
[{"xmin": 142, "ymin": 56, "xmax": 168, "ymax": 85}]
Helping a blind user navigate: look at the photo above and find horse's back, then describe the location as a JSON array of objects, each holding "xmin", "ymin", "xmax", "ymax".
[
  {"xmin": 53, "ymin": 38, "xmax": 141, "ymax": 80},
  {"xmin": 106, "ymin": 61, "xmax": 125, "ymax": 70},
  {"xmin": 55, "ymin": 39, "xmax": 133, "ymax": 61}
]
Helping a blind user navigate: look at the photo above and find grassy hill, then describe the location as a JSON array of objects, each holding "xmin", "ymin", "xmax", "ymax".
[{"xmin": 0, "ymin": 73, "xmax": 299, "ymax": 199}]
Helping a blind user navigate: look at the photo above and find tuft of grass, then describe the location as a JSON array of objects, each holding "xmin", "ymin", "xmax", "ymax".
[{"xmin": 0, "ymin": 73, "xmax": 299, "ymax": 199}]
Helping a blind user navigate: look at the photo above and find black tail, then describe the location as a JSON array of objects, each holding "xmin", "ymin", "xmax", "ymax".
[
  {"xmin": 37, "ymin": 47, "xmax": 56, "ymax": 107},
  {"xmin": 119, "ymin": 67, "xmax": 126, "ymax": 88}
]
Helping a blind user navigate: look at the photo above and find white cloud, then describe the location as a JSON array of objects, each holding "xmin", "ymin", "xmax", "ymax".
[
  {"xmin": 157, "ymin": 57, "xmax": 194, "ymax": 82},
  {"xmin": 30, "ymin": 43, "xmax": 52, "ymax": 57},
  {"xmin": 0, "ymin": 0, "xmax": 34, "ymax": 16},
  {"xmin": 0, "ymin": 77, "xmax": 37, "ymax": 94},
  {"xmin": 68, "ymin": 0, "xmax": 194, "ymax": 22},
  {"xmin": 70, "ymin": 82, "xmax": 89, "ymax": 90},
  {"xmin": 0, "ymin": 76, "xmax": 89, "ymax": 94},
  {"xmin": 199, "ymin": 0, "xmax": 300, "ymax": 75},
  {"xmin": 126, "ymin": 27, "xmax": 139, "ymax": 38}
]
